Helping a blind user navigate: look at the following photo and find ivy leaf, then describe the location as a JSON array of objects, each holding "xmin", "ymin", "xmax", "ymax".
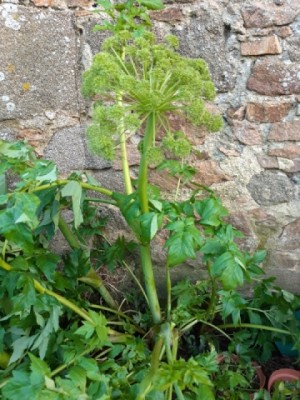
[
  {"xmin": 61, "ymin": 181, "xmax": 83, "ymax": 228},
  {"xmin": 165, "ymin": 218, "xmax": 203, "ymax": 267}
]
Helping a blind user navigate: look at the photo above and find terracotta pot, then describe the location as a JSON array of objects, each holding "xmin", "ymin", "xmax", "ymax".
[{"xmin": 267, "ymin": 368, "xmax": 300, "ymax": 393}]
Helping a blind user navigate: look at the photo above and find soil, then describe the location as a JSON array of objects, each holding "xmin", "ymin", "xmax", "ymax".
[{"xmin": 261, "ymin": 354, "xmax": 300, "ymax": 381}]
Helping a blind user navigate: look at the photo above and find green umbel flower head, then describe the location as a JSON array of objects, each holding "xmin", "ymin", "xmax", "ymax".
[{"xmin": 82, "ymin": 30, "xmax": 222, "ymax": 160}]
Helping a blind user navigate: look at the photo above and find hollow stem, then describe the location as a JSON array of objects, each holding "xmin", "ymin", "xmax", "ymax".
[
  {"xmin": 218, "ymin": 323, "xmax": 292, "ymax": 336},
  {"xmin": 137, "ymin": 336, "xmax": 164, "ymax": 400},
  {"xmin": 137, "ymin": 112, "xmax": 161, "ymax": 324},
  {"xmin": 29, "ymin": 180, "xmax": 113, "ymax": 198}
]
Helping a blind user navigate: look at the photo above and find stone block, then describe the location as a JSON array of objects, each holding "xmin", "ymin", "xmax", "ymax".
[
  {"xmin": 266, "ymin": 250, "xmax": 300, "ymax": 294},
  {"xmin": 268, "ymin": 144, "xmax": 300, "ymax": 159},
  {"xmin": 278, "ymin": 158, "xmax": 300, "ymax": 173},
  {"xmin": 256, "ymin": 154, "xmax": 279, "ymax": 169},
  {"xmin": 278, "ymin": 218, "xmax": 300, "ymax": 251},
  {"xmin": 234, "ymin": 121, "xmax": 262, "ymax": 145},
  {"xmin": 247, "ymin": 60, "xmax": 300, "ymax": 96},
  {"xmin": 44, "ymin": 126, "xmax": 86, "ymax": 173},
  {"xmin": 287, "ymin": 36, "xmax": 300, "ymax": 63},
  {"xmin": 241, "ymin": 35, "xmax": 281, "ymax": 56},
  {"xmin": 171, "ymin": 5, "xmax": 237, "ymax": 92},
  {"xmin": 247, "ymin": 171, "xmax": 294, "ymax": 205},
  {"xmin": 278, "ymin": 26, "xmax": 292, "ymax": 38},
  {"xmin": 227, "ymin": 106, "xmax": 245, "ymax": 123},
  {"xmin": 246, "ymin": 102, "xmax": 292, "ymax": 123},
  {"xmin": 242, "ymin": 4, "xmax": 299, "ymax": 28},
  {"xmin": 0, "ymin": 4, "xmax": 79, "ymax": 120},
  {"xmin": 150, "ymin": 7, "xmax": 184, "ymax": 22},
  {"xmin": 269, "ymin": 120, "xmax": 300, "ymax": 141},
  {"xmin": 191, "ymin": 160, "xmax": 230, "ymax": 186}
]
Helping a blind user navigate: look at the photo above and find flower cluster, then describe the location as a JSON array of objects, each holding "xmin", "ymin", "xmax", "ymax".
[{"xmin": 82, "ymin": 30, "xmax": 223, "ymax": 160}]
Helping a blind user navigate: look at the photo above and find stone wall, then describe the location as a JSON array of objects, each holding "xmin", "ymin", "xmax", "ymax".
[{"xmin": 0, "ymin": 0, "xmax": 299, "ymax": 292}]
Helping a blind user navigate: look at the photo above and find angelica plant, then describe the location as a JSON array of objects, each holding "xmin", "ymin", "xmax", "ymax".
[
  {"xmin": 2, "ymin": 1, "xmax": 295, "ymax": 399},
  {"xmin": 82, "ymin": 9, "xmax": 222, "ymax": 326}
]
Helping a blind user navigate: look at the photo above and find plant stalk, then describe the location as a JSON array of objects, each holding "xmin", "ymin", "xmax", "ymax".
[
  {"xmin": 137, "ymin": 336, "xmax": 164, "ymax": 400},
  {"xmin": 218, "ymin": 323, "xmax": 292, "ymax": 336},
  {"xmin": 137, "ymin": 112, "xmax": 161, "ymax": 324},
  {"xmin": 29, "ymin": 180, "xmax": 113, "ymax": 198},
  {"xmin": 118, "ymin": 47, "xmax": 133, "ymax": 196}
]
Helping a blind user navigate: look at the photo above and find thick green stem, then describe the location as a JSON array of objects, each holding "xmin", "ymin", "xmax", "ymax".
[
  {"xmin": 218, "ymin": 323, "xmax": 293, "ymax": 336},
  {"xmin": 58, "ymin": 216, "xmax": 118, "ymax": 310},
  {"xmin": 137, "ymin": 112, "xmax": 161, "ymax": 324},
  {"xmin": 138, "ymin": 113, "xmax": 155, "ymax": 214},
  {"xmin": 166, "ymin": 267, "xmax": 172, "ymax": 321},
  {"xmin": 29, "ymin": 180, "xmax": 113, "ymax": 198},
  {"xmin": 140, "ymin": 246, "xmax": 161, "ymax": 324},
  {"xmin": 137, "ymin": 336, "xmax": 164, "ymax": 400},
  {"xmin": 117, "ymin": 46, "xmax": 133, "ymax": 195}
]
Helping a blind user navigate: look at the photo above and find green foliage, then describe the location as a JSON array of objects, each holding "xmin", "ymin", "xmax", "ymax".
[{"xmin": 82, "ymin": 26, "xmax": 221, "ymax": 161}]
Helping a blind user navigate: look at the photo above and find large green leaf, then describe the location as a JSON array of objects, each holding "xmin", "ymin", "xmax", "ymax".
[
  {"xmin": 139, "ymin": 212, "xmax": 158, "ymax": 243},
  {"xmin": 211, "ymin": 252, "xmax": 244, "ymax": 289},
  {"xmin": 61, "ymin": 181, "xmax": 83, "ymax": 228},
  {"xmin": 2, "ymin": 370, "xmax": 44, "ymax": 400},
  {"xmin": 165, "ymin": 218, "xmax": 203, "ymax": 267},
  {"xmin": 195, "ymin": 198, "xmax": 228, "ymax": 227}
]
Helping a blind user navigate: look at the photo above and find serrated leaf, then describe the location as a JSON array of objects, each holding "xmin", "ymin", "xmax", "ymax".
[
  {"xmin": 222, "ymin": 264, "xmax": 244, "ymax": 290},
  {"xmin": 139, "ymin": 212, "xmax": 158, "ymax": 243},
  {"xmin": 61, "ymin": 181, "xmax": 83, "ymax": 228},
  {"xmin": 211, "ymin": 252, "xmax": 233, "ymax": 276},
  {"xmin": 35, "ymin": 253, "xmax": 59, "ymax": 282},
  {"xmin": 200, "ymin": 239, "xmax": 225, "ymax": 255},
  {"xmin": 195, "ymin": 198, "xmax": 228, "ymax": 227},
  {"xmin": 2, "ymin": 370, "xmax": 43, "ymax": 400},
  {"xmin": 29, "ymin": 353, "xmax": 51, "ymax": 377},
  {"xmin": 10, "ymin": 334, "xmax": 37, "ymax": 364},
  {"xmin": 252, "ymin": 250, "xmax": 267, "ymax": 265},
  {"xmin": 195, "ymin": 385, "xmax": 215, "ymax": 400},
  {"xmin": 75, "ymin": 322, "xmax": 95, "ymax": 339},
  {"xmin": 68, "ymin": 366, "xmax": 87, "ymax": 391},
  {"xmin": 165, "ymin": 218, "xmax": 203, "ymax": 267}
]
